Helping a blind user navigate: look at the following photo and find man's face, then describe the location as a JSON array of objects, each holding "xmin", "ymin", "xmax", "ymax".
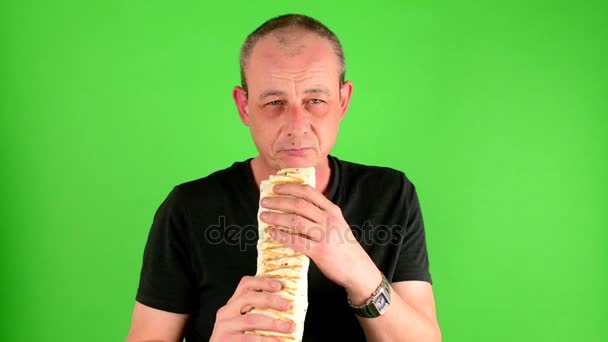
[{"xmin": 235, "ymin": 30, "xmax": 353, "ymax": 170}]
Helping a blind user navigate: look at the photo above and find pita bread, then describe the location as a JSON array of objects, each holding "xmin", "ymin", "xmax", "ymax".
[{"xmin": 246, "ymin": 167, "xmax": 315, "ymax": 341}]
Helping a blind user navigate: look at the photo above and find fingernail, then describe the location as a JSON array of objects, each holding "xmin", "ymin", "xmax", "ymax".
[
  {"xmin": 271, "ymin": 281, "xmax": 281, "ymax": 289},
  {"xmin": 260, "ymin": 212, "xmax": 268, "ymax": 219},
  {"xmin": 279, "ymin": 299, "xmax": 290, "ymax": 309},
  {"xmin": 280, "ymin": 321, "xmax": 293, "ymax": 332},
  {"xmin": 261, "ymin": 198, "xmax": 270, "ymax": 205},
  {"xmin": 273, "ymin": 184, "xmax": 282, "ymax": 192}
]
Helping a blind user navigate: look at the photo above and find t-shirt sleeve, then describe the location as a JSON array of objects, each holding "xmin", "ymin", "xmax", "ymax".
[
  {"xmin": 135, "ymin": 187, "xmax": 197, "ymax": 314},
  {"xmin": 392, "ymin": 177, "xmax": 433, "ymax": 284}
]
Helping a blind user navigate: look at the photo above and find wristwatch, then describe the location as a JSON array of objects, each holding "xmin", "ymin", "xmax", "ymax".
[{"xmin": 348, "ymin": 273, "xmax": 391, "ymax": 318}]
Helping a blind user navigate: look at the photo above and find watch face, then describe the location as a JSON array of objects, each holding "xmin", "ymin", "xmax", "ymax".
[{"xmin": 373, "ymin": 291, "xmax": 390, "ymax": 314}]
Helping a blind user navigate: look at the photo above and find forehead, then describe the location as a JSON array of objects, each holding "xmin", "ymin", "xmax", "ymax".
[{"xmin": 245, "ymin": 31, "xmax": 341, "ymax": 93}]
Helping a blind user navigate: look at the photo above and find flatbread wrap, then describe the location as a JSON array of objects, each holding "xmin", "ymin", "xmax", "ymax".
[{"xmin": 246, "ymin": 167, "xmax": 315, "ymax": 341}]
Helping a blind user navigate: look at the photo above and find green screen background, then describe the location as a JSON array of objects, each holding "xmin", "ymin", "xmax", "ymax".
[{"xmin": 1, "ymin": 1, "xmax": 606, "ymax": 341}]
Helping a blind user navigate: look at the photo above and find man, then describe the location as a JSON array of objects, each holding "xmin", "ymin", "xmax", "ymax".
[{"xmin": 126, "ymin": 14, "xmax": 440, "ymax": 342}]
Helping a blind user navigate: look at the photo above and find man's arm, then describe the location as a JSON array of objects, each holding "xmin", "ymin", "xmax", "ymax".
[
  {"xmin": 261, "ymin": 182, "xmax": 441, "ymax": 341},
  {"xmin": 125, "ymin": 302, "xmax": 189, "ymax": 342},
  {"xmin": 353, "ymin": 278, "xmax": 441, "ymax": 342}
]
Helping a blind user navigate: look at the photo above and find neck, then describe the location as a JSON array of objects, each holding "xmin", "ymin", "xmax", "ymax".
[{"xmin": 250, "ymin": 155, "xmax": 332, "ymax": 196}]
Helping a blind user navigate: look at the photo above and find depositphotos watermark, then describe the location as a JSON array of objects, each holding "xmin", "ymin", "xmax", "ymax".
[{"xmin": 203, "ymin": 216, "xmax": 406, "ymax": 251}]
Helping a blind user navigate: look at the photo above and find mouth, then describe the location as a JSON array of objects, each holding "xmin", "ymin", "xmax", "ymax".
[{"xmin": 283, "ymin": 148, "xmax": 312, "ymax": 156}]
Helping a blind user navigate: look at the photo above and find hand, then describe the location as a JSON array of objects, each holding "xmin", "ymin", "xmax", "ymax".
[
  {"xmin": 210, "ymin": 276, "xmax": 295, "ymax": 342},
  {"xmin": 259, "ymin": 183, "xmax": 382, "ymax": 303}
]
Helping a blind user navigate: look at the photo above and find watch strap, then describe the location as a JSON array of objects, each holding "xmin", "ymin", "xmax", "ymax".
[{"xmin": 348, "ymin": 273, "xmax": 391, "ymax": 318}]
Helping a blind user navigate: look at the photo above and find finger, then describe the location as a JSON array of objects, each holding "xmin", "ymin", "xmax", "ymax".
[
  {"xmin": 260, "ymin": 212, "xmax": 324, "ymax": 241},
  {"xmin": 259, "ymin": 210, "xmax": 313, "ymax": 231},
  {"xmin": 240, "ymin": 304, "xmax": 254, "ymax": 314},
  {"xmin": 227, "ymin": 291, "xmax": 291, "ymax": 317},
  {"xmin": 228, "ymin": 276, "xmax": 282, "ymax": 304},
  {"xmin": 273, "ymin": 183, "xmax": 335, "ymax": 212},
  {"xmin": 270, "ymin": 227, "xmax": 320, "ymax": 254},
  {"xmin": 232, "ymin": 314, "xmax": 294, "ymax": 335},
  {"xmin": 260, "ymin": 196, "xmax": 324, "ymax": 223}
]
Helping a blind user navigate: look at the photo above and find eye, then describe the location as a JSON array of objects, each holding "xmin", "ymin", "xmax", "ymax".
[
  {"xmin": 308, "ymin": 99, "xmax": 324, "ymax": 104},
  {"xmin": 268, "ymin": 100, "xmax": 283, "ymax": 106}
]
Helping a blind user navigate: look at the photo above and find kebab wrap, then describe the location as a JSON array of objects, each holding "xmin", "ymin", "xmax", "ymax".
[{"xmin": 246, "ymin": 167, "xmax": 315, "ymax": 341}]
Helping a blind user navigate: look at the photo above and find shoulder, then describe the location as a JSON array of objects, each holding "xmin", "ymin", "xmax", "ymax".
[
  {"xmin": 333, "ymin": 156, "xmax": 415, "ymax": 194},
  {"xmin": 162, "ymin": 159, "xmax": 251, "ymax": 209}
]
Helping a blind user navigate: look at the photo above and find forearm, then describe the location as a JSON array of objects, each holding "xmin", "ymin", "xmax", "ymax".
[
  {"xmin": 355, "ymin": 287, "xmax": 441, "ymax": 342},
  {"xmin": 346, "ymin": 266, "xmax": 441, "ymax": 342}
]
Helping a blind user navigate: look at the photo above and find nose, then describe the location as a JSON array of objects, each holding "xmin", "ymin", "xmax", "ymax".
[{"xmin": 285, "ymin": 103, "xmax": 310, "ymax": 137}]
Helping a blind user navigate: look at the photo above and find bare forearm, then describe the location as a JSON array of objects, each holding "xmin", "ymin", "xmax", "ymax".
[
  {"xmin": 356, "ymin": 287, "xmax": 441, "ymax": 342},
  {"xmin": 344, "ymin": 262, "xmax": 440, "ymax": 342}
]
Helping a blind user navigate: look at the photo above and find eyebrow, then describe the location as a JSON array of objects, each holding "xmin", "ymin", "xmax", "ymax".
[
  {"xmin": 258, "ymin": 90, "xmax": 286, "ymax": 101},
  {"xmin": 257, "ymin": 87, "xmax": 331, "ymax": 101}
]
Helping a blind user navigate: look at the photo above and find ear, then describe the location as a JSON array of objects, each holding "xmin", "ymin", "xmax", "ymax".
[
  {"xmin": 232, "ymin": 86, "xmax": 250, "ymax": 126},
  {"xmin": 338, "ymin": 81, "xmax": 353, "ymax": 121}
]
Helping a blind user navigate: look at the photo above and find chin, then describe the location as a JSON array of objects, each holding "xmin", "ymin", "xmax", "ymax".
[
  {"xmin": 281, "ymin": 159, "xmax": 316, "ymax": 169},
  {"xmin": 274, "ymin": 152, "xmax": 320, "ymax": 169}
]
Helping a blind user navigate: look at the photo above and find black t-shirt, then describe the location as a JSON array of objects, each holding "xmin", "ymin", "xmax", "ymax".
[{"xmin": 136, "ymin": 155, "xmax": 432, "ymax": 341}]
